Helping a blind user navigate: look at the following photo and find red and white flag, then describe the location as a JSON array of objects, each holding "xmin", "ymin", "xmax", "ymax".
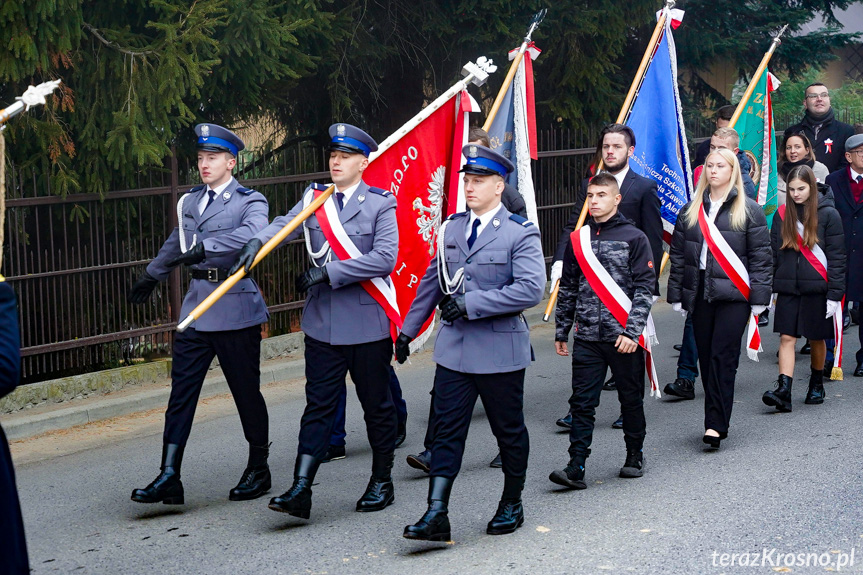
[{"xmin": 364, "ymin": 91, "xmax": 476, "ymax": 350}]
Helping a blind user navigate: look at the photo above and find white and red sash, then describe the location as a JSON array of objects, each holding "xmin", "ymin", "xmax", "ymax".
[
  {"xmin": 697, "ymin": 205, "xmax": 763, "ymax": 361},
  {"xmin": 777, "ymin": 204, "xmax": 844, "ymax": 377},
  {"xmin": 312, "ymin": 189, "xmax": 403, "ymax": 341},
  {"xmin": 571, "ymin": 226, "xmax": 661, "ymax": 397}
]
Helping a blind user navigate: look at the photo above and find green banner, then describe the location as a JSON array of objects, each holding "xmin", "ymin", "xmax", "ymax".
[{"xmin": 735, "ymin": 69, "xmax": 779, "ymax": 225}]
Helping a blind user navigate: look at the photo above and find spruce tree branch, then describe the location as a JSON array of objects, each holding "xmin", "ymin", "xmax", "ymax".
[{"xmin": 83, "ymin": 23, "xmax": 155, "ymax": 56}]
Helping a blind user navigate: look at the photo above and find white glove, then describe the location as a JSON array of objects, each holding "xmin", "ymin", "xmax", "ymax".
[
  {"xmin": 549, "ymin": 260, "xmax": 563, "ymax": 294},
  {"xmin": 751, "ymin": 305, "xmax": 767, "ymax": 316},
  {"xmin": 826, "ymin": 299, "xmax": 842, "ymax": 319},
  {"xmin": 769, "ymin": 293, "xmax": 777, "ymax": 312},
  {"xmin": 671, "ymin": 302, "xmax": 687, "ymax": 318}
]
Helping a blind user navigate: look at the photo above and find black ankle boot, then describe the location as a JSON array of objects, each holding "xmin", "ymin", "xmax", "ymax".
[
  {"xmin": 762, "ymin": 374, "xmax": 793, "ymax": 412},
  {"xmin": 131, "ymin": 443, "xmax": 185, "ymax": 504},
  {"xmin": 229, "ymin": 443, "xmax": 272, "ymax": 501},
  {"xmin": 805, "ymin": 367, "xmax": 826, "ymax": 405},
  {"xmin": 268, "ymin": 454, "xmax": 318, "ymax": 519},
  {"xmin": 356, "ymin": 451, "xmax": 395, "ymax": 512},
  {"xmin": 403, "ymin": 476, "xmax": 453, "ymax": 541},
  {"xmin": 549, "ymin": 454, "xmax": 587, "ymax": 489},
  {"xmin": 619, "ymin": 447, "xmax": 645, "ymax": 478},
  {"xmin": 487, "ymin": 475, "xmax": 525, "ymax": 535}
]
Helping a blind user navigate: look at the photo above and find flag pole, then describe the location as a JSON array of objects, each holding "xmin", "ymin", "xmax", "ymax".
[
  {"xmin": 482, "ymin": 9, "xmax": 547, "ymax": 130},
  {"xmin": 177, "ymin": 59, "xmax": 498, "ymax": 332},
  {"xmin": 729, "ymin": 25, "xmax": 788, "ymax": 128},
  {"xmin": 543, "ymin": 1, "xmax": 673, "ymax": 322}
]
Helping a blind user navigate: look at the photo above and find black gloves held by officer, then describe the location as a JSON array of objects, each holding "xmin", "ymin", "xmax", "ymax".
[
  {"xmin": 228, "ymin": 238, "xmax": 263, "ymax": 276},
  {"xmin": 166, "ymin": 242, "xmax": 205, "ymax": 268},
  {"xmin": 395, "ymin": 333, "xmax": 412, "ymax": 364},
  {"xmin": 296, "ymin": 266, "xmax": 329, "ymax": 293},
  {"xmin": 440, "ymin": 294, "xmax": 467, "ymax": 322},
  {"xmin": 128, "ymin": 271, "xmax": 159, "ymax": 304}
]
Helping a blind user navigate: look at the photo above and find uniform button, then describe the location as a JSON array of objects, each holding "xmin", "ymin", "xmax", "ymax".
[
  {"xmin": 198, "ymin": 226, "xmax": 204, "ymax": 232},
  {"xmin": 490, "ymin": 256, "xmax": 494, "ymax": 261},
  {"xmin": 466, "ymin": 275, "xmax": 472, "ymax": 281},
  {"xmin": 467, "ymin": 258, "xmax": 472, "ymax": 263},
  {"xmin": 475, "ymin": 311, "xmax": 481, "ymax": 317}
]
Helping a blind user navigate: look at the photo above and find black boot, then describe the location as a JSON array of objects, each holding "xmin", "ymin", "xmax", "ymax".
[
  {"xmin": 268, "ymin": 454, "xmax": 318, "ymax": 519},
  {"xmin": 619, "ymin": 447, "xmax": 645, "ymax": 478},
  {"xmin": 805, "ymin": 367, "xmax": 826, "ymax": 405},
  {"xmin": 549, "ymin": 454, "xmax": 587, "ymax": 490},
  {"xmin": 762, "ymin": 374, "xmax": 793, "ymax": 412},
  {"xmin": 663, "ymin": 378, "xmax": 695, "ymax": 400},
  {"xmin": 131, "ymin": 443, "xmax": 185, "ymax": 504},
  {"xmin": 403, "ymin": 476, "xmax": 453, "ymax": 541},
  {"xmin": 229, "ymin": 443, "xmax": 272, "ymax": 501},
  {"xmin": 487, "ymin": 475, "xmax": 525, "ymax": 535},
  {"xmin": 356, "ymin": 451, "xmax": 395, "ymax": 512}
]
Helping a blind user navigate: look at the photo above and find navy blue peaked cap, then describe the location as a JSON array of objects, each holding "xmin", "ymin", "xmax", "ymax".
[
  {"xmin": 328, "ymin": 123, "xmax": 378, "ymax": 157},
  {"xmin": 459, "ymin": 144, "xmax": 514, "ymax": 177},
  {"xmin": 195, "ymin": 124, "xmax": 244, "ymax": 156}
]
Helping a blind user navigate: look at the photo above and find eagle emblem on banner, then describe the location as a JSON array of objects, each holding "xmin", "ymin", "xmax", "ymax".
[{"xmin": 413, "ymin": 166, "xmax": 446, "ymax": 256}]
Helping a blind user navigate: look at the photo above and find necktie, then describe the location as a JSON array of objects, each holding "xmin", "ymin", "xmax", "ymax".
[
  {"xmin": 205, "ymin": 189, "xmax": 216, "ymax": 210},
  {"xmin": 336, "ymin": 192, "xmax": 345, "ymax": 211},
  {"xmin": 857, "ymin": 176, "xmax": 862, "ymax": 184},
  {"xmin": 467, "ymin": 218, "xmax": 481, "ymax": 248}
]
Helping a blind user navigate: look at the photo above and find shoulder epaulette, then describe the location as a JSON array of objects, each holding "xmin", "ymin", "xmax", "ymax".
[
  {"xmin": 310, "ymin": 183, "xmax": 329, "ymax": 191},
  {"xmin": 235, "ymin": 186, "xmax": 253, "ymax": 195},
  {"xmin": 187, "ymin": 184, "xmax": 206, "ymax": 194},
  {"xmin": 447, "ymin": 211, "xmax": 469, "ymax": 221},
  {"xmin": 509, "ymin": 214, "xmax": 533, "ymax": 227},
  {"xmin": 368, "ymin": 186, "xmax": 391, "ymax": 197}
]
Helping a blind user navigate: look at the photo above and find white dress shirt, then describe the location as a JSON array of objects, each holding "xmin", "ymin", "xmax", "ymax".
[
  {"xmin": 467, "ymin": 206, "xmax": 500, "ymax": 242},
  {"xmin": 699, "ymin": 196, "xmax": 725, "ymax": 270},
  {"xmin": 198, "ymin": 178, "xmax": 234, "ymax": 216},
  {"xmin": 334, "ymin": 182, "xmax": 361, "ymax": 207}
]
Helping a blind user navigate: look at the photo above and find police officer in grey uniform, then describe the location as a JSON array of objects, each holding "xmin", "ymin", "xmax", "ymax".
[
  {"xmin": 396, "ymin": 145, "xmax": 546, "ymax": 540},
  {"xmin": 231, "ymin": 123, "xmax": 399, "ymax": 520},
  {"xmin": 128, "ymin": 124, "xmax": 272, "ymax": 505}
]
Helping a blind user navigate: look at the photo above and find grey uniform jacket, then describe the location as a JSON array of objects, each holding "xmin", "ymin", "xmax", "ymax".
[
  {"xmin": 402, "ymin": 205, "xmax": 546, "ymax": 374},
  {"xmin": 147, "ymin": 178, "xmax": 270, "ymax": 332},
  {"xmin": 255, "ymin": 180, "xmax": 398, "ymax": 345}
]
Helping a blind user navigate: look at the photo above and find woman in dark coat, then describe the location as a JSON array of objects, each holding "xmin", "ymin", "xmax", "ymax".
[
  {"xmin": 667, "ymin": 149, "xmax": 773, "ymax": 449},
  {"xmin": 0, "ymin": 277, "xmax": 29, "ymax": 574},
  {"xmin": 763, "ymin": 166, "xmax": 845, "ymax": 411}
]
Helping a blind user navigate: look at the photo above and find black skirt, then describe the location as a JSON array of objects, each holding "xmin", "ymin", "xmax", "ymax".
[{"xmin": 773, "ymin": 293, "xmax": 834, "ymax": 340}]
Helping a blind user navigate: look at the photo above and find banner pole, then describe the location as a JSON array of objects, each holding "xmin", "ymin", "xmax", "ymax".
[
  {"xmin": 729, "ymin": 25, "xmax": 788, "ymax": 128},
  {"xmin": 178, "ymin": 60, "xmax": 498, "ymax": 331},
  {"xmin": 543, "ymin": 2, "xmax": 673, "ymax": 322},
  {"xmin": 482, "ymin": 9, "xmax": 547, "ymax": 131}
]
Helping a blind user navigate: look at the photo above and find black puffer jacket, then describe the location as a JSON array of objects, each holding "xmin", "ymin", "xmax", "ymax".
[
  {"xmin": 771, "ymin": 185, "xmax": 846, "ymax": 300},
  {"xmin": 668, "ymin": 188, "xmax": 772, "ymax": 311}
]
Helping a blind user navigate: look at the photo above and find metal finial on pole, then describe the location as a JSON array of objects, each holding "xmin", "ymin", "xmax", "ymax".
[
  {"xmin": 729, "ymin": 24, "xmax": 789, "ymax": 127},
  {"xmin": 482, "ymin": 9, "xmax": 548, "ymax": 131}
]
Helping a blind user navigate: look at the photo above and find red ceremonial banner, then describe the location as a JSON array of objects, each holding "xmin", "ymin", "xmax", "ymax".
[{"xmin": 364, "ymin": 95, "xmax": 461, "ymax": 346}]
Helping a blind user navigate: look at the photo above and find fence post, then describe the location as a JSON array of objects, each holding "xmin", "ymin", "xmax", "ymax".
[{"xmin": 168, "ymin": 146, "xmax": 182, "ymax": 323}]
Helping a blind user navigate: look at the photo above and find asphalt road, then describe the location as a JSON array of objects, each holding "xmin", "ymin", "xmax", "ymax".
[{"xmin": 10, "ymin": 303, "xmax": 863, "ymax": 575}]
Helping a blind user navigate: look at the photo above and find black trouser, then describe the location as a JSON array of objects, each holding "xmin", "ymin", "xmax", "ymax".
[
  {"xmin": 568, "ymin": 339, "xmax": 646, "ymax": 458},
  {"xmin": 298, "ymin": 336, "xmax": 396, "ymax": 460},
  {"xmin": 692, "ymin": 274, "xmax": 750, "ymax": 434},
  {"xmin": 429, "ymin": 365, "xmax": 529, "ymax": 479},
  {"xmin": 0, "ymin": 425, "xmax": 29, "ymax": 575},
  {"xmin": 422, "ymin": 386, "xmax": 437, "ymax": 451},
  {"xmin": 164, "ymin": 326, "xmax": 268, "ymax": 446}
]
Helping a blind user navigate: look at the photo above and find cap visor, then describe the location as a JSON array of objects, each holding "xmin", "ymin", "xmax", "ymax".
[{"xmin": 328, "ymin": 143, "xmax": 366, "ymax": 155}]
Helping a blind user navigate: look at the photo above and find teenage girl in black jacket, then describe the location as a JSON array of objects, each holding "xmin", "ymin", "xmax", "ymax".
[
  {"xmin": 763, "ymin": 165, "xmax": 845, "ymax": 411},
  {"xmin": 668, "ymin": 149, "xmax": 772, "ymax": 449}
]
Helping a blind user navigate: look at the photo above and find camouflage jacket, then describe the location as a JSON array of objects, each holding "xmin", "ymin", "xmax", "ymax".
[{"xmin": 555, "ymin": 213, "xmax": 656, "ymax": 343}]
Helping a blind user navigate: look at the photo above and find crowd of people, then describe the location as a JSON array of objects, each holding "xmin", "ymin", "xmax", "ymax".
[{"xmin": 1, "ymin": 81, "xmax": 861, "ymax": 572}]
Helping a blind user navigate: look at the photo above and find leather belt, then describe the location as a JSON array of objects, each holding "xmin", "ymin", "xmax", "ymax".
[{"xmin": 190, "ymin": 268, "xmax": 232, "ymax": 282}]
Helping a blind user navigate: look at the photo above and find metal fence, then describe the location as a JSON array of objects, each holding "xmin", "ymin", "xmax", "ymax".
[{"xmin": 3, "ymin": 112, "xmax": 862, "ymax": 384}]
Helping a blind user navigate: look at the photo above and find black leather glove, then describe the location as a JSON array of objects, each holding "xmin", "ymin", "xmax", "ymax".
[
  {"xmin": 395, "ymin": 333, "xmax": 413, "ymax": 364},
  {"xmin": 166, "ymin": 242, "xmax": 205, "ymax": 267},
  {"xmin": 128, "ymin": 271, "xmax": 159, "ymax": 304},
  {"xmin": 440, "ymin": 294, "xmax": 467, "ymax": 322},
  {"xmin": 296, "ymin": 266, "xmax": 329, "ymax": 292},
  {"xmin": 228, "ymin": 238, "xmax": 263, "ymax": 276}
]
